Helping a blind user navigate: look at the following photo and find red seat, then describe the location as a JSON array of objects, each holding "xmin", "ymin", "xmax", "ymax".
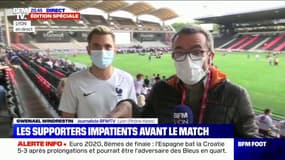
[
  {"xmin": 54, "ymin": 70, "xmax": 65, "ymax": 78},
  {"xmin": 22, "ymin": 62, "xmax": 29, "ymax": 68},
  {"xmin": 43, "ymin": 81, "xmax": 51, "ymax": 95},
  {"xmin": 39, "ymin": 66, "xmax": 47, "ymax": 75},
  {"xmin": 35, "ymin": 74, "xmax": 51, "ymax": 95}
]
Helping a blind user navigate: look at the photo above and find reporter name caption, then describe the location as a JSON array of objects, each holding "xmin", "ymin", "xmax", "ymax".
[{"xmin": 9, "ymin": 118, "xmax": 234, "ymax": 160}]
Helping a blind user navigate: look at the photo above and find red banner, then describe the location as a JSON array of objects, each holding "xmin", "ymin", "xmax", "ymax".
[{"xmin": 28, "ymin": 12, "xmax": 80, "ymax": 20}]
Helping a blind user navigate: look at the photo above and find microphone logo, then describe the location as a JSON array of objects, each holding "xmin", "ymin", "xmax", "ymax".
[
  {"xmin": 174, "ymin": 112, "xmax": 189, "ymax": 124},
  {"xmin": 173, "ymin": 104, "xmax": 193, "ymax": 124}
]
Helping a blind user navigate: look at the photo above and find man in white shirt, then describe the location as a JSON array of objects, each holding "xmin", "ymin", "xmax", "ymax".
[
  {"xmin": 134, "ymin": 73, "xmax": 144, "ymax": 96},
  {"xmin": 59, "ymin": 25, "xmax": 137, "ymax": 118},
  {"xmin": 256, "ymin": 108, "xmax": 278, "ymax": 137}
]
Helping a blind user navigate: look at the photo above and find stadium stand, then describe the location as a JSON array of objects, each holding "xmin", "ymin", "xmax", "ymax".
[
  {"xmin": 82, "ymin": 14, "xmax": 109, "ymax": 27},
  {"xmin": 196, "ymin": 7, "xmax": 285, "ymax": 51},
  {"xmin": 236, "ymin": 35, "xmax": 259, "ymax": 50},
  {"xmin": 270, "ymin": 35, "xmax": 285, "ymax": 50},
  {"xmin": 19, "ymin": 58, "xmax": 60, "ymax": 115},
  {"xmin": 4, "ymin": 68, "xmax": 22, "ymax": 118},
  {"xmin": 250, "ymin": 36, "xmax": 272, "ymax": 50},
  {"xmin": 263, "ymin": 35, "xmax": 284, "ymax": 50},
  {"xmin": 50, "ymin": 20, "xmax": 84, "ymax": 27},
  {"xmin": 227, "ymin": 35, "xmax": 250, "ymax": 50},
  {"xmin": 140, "ymin": 20, "xmax": 162, "ymax": 31},
  {"xmin": 31, "ymin": 20, "xmax": 48, "ymax": 27},
  {"xmin": 245, "ymin": 35, "xmax": 267, "ymax": 50},
  {"xmin": 21, "ymin": 43, "xmax": 39, "ymax": 49},
  {"xmin": 17, "ymin": 54, "xmax": 61, "ymax": 87},
  {"xmin": 31, "ymin": 42, "xmax": 80, "ymax": 50},
  {"xmin": 274, "ymin": 41, "xmax": 285, "ymax": 51},
  {"xmin": 215, "ymin": 34, "xmax": 236, "ymax": 49},
  {"xmin": 109, "ymin": 16, "xmax": 137, "ymax": 30}
]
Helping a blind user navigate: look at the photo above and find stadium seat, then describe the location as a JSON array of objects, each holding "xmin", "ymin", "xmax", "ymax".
[
  {"xmin": 54, "ymin": 70, "xmax": 65, "ymax": 78},
  {"xmin": 22, "ymin": 62, "xmax": 29, "ymax": 69},
  {"xmin": 38, "ymin": 66, "xmax": 48, "ymax": 75}
]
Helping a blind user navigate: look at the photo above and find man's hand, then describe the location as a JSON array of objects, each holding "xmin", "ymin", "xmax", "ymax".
[{"xmin": 106, "ymin": 101, "xmax": 133, "ymax": 118}]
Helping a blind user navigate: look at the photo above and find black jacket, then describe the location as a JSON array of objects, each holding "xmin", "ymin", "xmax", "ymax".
[{"xmin": 129, "ymin": 74, "xmax": 259, "ymax": 138}]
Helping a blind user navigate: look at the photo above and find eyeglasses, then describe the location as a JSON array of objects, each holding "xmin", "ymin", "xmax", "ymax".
[{"xmin": 172, "ymin": 49, "xmax": 210, "ymax": 62}]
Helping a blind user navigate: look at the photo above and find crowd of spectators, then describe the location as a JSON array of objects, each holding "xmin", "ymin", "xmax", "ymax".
[
  {"xmin": 117, "ymin": 45, "xmax": 171, "ymax": 55},
  {"xmin": 27, "ymin": 51, "xmax": 82, "ymax": 76},
  {"xmin": 133, "ymin": 72, "xmax": 168, "ymax": 106}
]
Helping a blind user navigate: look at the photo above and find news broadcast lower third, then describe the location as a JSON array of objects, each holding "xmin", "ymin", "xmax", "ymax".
[
  {"xmin": 1, "ymin": 1, "xmax": 285, "ymax": 160},
  {"xmin": 0, "ymin": 118, "xmax": 283, "ymax": 160}
]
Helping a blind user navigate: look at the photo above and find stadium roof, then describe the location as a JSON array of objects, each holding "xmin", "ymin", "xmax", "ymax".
[
  {"xmin": 0, "ymin": 0, "xmax": 178, "ymax": 21},
  {"xmin": 149, "ymin": 8, "xmax": 178, "ymax": 21},
  {"xmin": 195, "ymin": 7, "xmax": 285, "ymax": 25},
  {"xmin": 92, "ymin": 0, "xmax": 129, "ymax": 13},
  {"xmin": 58, "ymin": 0, "xmax": 101, "ymax": 10},
  {"xmin": 122, "ymin": 2, "xmax": 155, "ymax": 16}
]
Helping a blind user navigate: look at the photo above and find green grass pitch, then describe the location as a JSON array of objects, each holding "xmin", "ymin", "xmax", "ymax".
[{"xmin": 56, "ymin": 51, "xmax": 285, "ymax": 119}]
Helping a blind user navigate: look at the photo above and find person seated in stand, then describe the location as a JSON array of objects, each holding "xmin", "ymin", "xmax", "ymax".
[{"xmin": 256, "ymin": 108, "xmax": 279, "ymax": 137}]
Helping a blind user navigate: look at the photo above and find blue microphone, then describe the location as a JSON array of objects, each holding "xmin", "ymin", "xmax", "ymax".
[{"xmin": 173, "ymin": 104, "xmax": 194, "ymax": 124}]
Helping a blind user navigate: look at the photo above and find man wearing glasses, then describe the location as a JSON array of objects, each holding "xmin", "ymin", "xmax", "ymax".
[{"xmin": 110, "ymin": 25, "xmax": 258, "ymax": 138}]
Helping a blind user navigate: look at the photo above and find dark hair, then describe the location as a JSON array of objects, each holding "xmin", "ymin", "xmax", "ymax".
[
  {"xmin": 87, "ymin": 25, "xmax": 115, "ymax": 44},
  {"xmin": 171, "ymin": 25, "xmax": 214, "ymax": 52},
  {"xmin": 136, "ymin": 73, "xmax": 143, "ymax": 79},
  {"xmin": 264, "ymin": 108, "xmax": 271, "ymax": 114}
]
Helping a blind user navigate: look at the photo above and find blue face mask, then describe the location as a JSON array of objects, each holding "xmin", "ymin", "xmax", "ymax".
[{"xmin": 90, "ymin": 50, "xmax": 115, "ymax": 69}]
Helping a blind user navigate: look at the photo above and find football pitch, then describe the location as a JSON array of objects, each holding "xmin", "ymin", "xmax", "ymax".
[{"xmin": 59, "ymin": 51, "xmax": 285, "ymax": 119}]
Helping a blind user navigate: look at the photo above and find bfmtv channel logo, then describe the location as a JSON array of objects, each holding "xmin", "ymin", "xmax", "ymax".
[
  {"xmin": 173, "ymin": 104, "xmax": 194, "ymax": 124},
  {"xmin": 12, "ymin": 8, "xmax": 36, "ymax": 32},
  {"xmin": 13, "ymin": 8, "xmax": 29, "ymax": 20}
]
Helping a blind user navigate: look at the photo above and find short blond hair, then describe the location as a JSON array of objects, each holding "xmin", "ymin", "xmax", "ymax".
[{"xmin": 87, "ymin": 25, "xmax": 115, "ymax": 44}]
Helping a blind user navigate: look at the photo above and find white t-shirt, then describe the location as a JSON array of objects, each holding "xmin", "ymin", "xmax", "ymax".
[
  {"xmin": 256, "ymin": 114, "xmax": 273, "ymax": 131},
  {"xmin": 59, "ymin": 68, "xmax": 137, "ymax": 118},
  {"xmin": 134, "ymin": 79, "xmax": 144, "ymax": 95}
]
